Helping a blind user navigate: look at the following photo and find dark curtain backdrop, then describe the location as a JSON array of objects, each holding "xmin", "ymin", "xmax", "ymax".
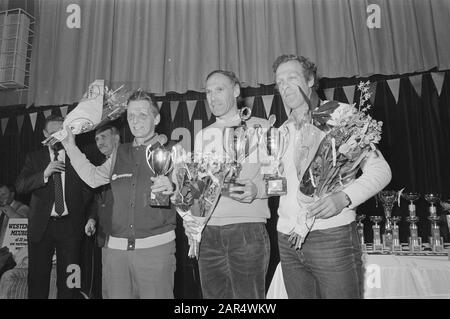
[{"xmin": 1, "ymin": 70, "xmax": 450, "ymax": 297}]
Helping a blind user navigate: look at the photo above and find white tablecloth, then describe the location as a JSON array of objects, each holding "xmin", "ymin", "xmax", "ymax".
[{"xmin": 267, "ymin": 253, "xmax": 450, "ymax": 299}]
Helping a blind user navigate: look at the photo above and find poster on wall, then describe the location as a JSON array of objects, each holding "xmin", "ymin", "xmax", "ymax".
[{"xmin": 1, "ymin": 218, "xmax": 28, "ymax": 254}]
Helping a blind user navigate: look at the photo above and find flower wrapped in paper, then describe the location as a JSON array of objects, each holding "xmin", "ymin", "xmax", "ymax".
[
  {"xmin": 289, "ymin": 81, "xmax": 383, "ymax": 249},
  {"xmin": 170, "ymin": 150, "xmax": 230, "ymax": 258},
  {"xmin": 42, "ymin": 79, "xmax": 132, "ymax": 145}
]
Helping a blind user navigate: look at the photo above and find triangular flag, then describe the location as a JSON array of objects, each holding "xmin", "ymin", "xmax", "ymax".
[
  {"xmin": 204, "ymin": 100, "xmax": 212, "ymax": 120},
  {"xmin": 157, "ymin": 101, "xmax": 163, "ymax": 110},
  {"xmin": 342, "ymin": 85, "xmax": 355, "ymax": 104},
  {"xmin": 409, "ymin": 74, "xmax": 422, "ymax": 98},
  {"xmin": 324, "ymin": 88, "xmax": 335, "ymax": 101},
  {"xmin": 244, "ymin": 96, "xmax": 255, "ymax": 109},
  {"xmin": 387, "ymin": 79, "xmax": 400, "ymax": 103},
  {"xmin": 60, "ymin": 105, "xmax": 69, "ymax": 118},
  {"xmin": 369, "ymin": 82, "xmax": 377, "ymax": 105},
  {"xmin": 29, "ymin": 112, "xmax": 37, "ymax": 131},
  {"xmin": 16, "ymin": 115, "xmax": 24, "ymax": 133},
  {"xmin": 186, "ymin": 100, "xmax": 197, "ymax": 121},
  {"xmin": 261, "ymin": 95, "xmax": 274, "ymax": 118},
  {"xmin": 43, "ymin": 109, "xmax": 52, "ymax": 119},
  {"xmin": 283, "ymin": 101, "xmax": 291, "ymax": 118},
  {"xmin": 1, "ymin": 117, "xmax": 9, "ymax": 135},
  {"xmin": 431, "ymin": 72, "xmax": 445, "ymax": 96},
  {"xmin": 170, "ymin": 101, "xmax": 178, "ymax": 122}
]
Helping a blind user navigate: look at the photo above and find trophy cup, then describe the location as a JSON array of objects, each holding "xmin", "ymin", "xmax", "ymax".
[
  {"xmin": 145, "ymin": 145, "xmax": 174, "ymax": 207},
  {"xmin": 356, "ymin": 214, "xmax": 366, "ymax": 251},
  {"xmin": 402, "ymin": 192, "xmax": 420, "ymax": 217},
  {"xmin": 370, "ymin": 216, "xmax": 383, "ymax": 251},
  {"xmin": 222, "ymin": 107, "xmax": 254, "ymax": 197},
  {"xmin": 425, "ymin": 193, "xmax": 444, "ymax": 252},
  {"xmin": 391, "ymin": 216, "xmax": 402, "ymax": 252},
  {"xmin": 257, "ymin": 117, "xmax": 289, "ymax": 196},
  {"xmin": 378, "ymin": 190, "xmax": 397, "ymax": 250},
  {"xmin": 406, "ymin": 215, "xmax": 422, "ymax": 252}
]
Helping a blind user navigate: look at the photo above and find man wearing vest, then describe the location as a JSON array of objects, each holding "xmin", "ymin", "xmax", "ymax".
[{"xmin": 61, "ymin": 90, "xmax": 176, "ymax": 298}]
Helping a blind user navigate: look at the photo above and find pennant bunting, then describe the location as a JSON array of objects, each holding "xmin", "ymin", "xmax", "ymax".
[
  {"xmin": 342, "ymin": 85, "xmax": 355, "ymax": 104},
  {"xmin": 43, "ymin": 109, "xmax": 52, "ymax": 118},
  {"xmin": 170, "ymin": 101, "xmax": 178, "ymax": 122},
  {"xmin": 324, "ymin": 88, "xmax": 335, "ymax": 101},
  {"xmin": 1, "ymin": 117, "xmax": 8, "ymax": 135},
  {"xmin": 261, "ymin": 95, "xmax": 274, "ymax": 118},
  {"xmin": 204, "ymin": 100, "xmax": 212, "ymax": 120},
  {"xmin": 29, "ymin": 112, "xmax": 37, "ymax": 131},
  {"xmin": 186, "ymin": 100, "xmax": 197, "ymax": 121},
  {"xmin": 431, "ymin": 72, "xmax": 445, "ymax": 96},
  {"xmin": 409, "ymin": 74, "xmax": 422, "ymax": 98},
  {"xmin": 386, "ymin": 79, "xmax": 400, "ymax": 103},
  {"xmin": 16, "ymin": 115, "xmax": 24, "ymax": 133},
  {"xmin": 244, "ymin": 96, "xmax": 255, "ymax": 109},
  {"xmin": 60, "ymin": 105, "xmax": 69, "ymax": 118}
]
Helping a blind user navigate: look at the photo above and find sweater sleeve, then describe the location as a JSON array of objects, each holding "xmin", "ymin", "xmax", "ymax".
[{"xmin": 342, "ymin": 150, "xmax": 392, "ymax": 208}]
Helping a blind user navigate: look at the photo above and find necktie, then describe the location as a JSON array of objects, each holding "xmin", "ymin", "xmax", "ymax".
[{"xmin": 53, "ymin": 150, "xmax": 65, "ymax": 215}]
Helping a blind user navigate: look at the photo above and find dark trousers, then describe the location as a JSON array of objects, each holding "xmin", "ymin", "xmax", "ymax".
[
  {"xmin": 278, "ymin": 222, "xmax": 363, "ymax": 299},
  {"xmin": 28, "ymin": 217, "xmax": 81, "ymax": 299},
  {"xmin": 80, "ymin": 236, "xmax": 103, "ymax": 299},
  {"xmin": 198, "ymin": 223, "xmax": 270, "ymax": 299}
]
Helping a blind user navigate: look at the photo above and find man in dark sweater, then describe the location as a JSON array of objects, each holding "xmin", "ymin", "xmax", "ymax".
[{"xmin": 62, "ymin": 91, "xmax": 176, "ymax": 298}]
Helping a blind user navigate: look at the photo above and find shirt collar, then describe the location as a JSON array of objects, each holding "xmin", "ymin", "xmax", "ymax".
[
  {"xmin": 132, "ymin": 133, "xmax": 160, "ymax": 147},
  {"xmin": 215, "ymin": 113, "xmax": 241, "ymax": 127}
]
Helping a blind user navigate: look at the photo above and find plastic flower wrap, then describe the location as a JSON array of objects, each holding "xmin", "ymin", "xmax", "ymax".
[
  {"xmin": 42, "ymin": 79, "xmax": 132, "ymax": 145},
  {"xmin": 170, "ymin": 149, "xmax": 230, "ymax": 258},
  {"xmin": 289, "ymin": 81, "xmax": 383, "ymax": 249}
]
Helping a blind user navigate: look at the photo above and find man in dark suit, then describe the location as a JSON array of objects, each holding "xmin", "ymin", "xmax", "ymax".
[{"xmin": 15, "ymin": 115, "xmax": 93, "ymax": 299}]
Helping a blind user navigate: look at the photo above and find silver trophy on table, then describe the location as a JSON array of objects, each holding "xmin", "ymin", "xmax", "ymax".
[
  {"xmin": 370, "ymin": 216, "xmax": 383, "ymax": 251},
  {"xmin": 145, "ymin": 144, "xmax": 174, "ymax": 207},
  {"xmin": 391, "ymin": 216, "xmax": 402, "ymax": 252},
  {"xmin": 222, "ymin": 107, "xmax": 254, "ymax": 197},
  {"xmin": 257, "ymin": 115, "xmax": 289, "ymax": 196},
  {"xmin": 403, "ymin": 192, "xmax": 422, "ymax": 252},
  {"xmin": 378, "ymin": 190, "xmax": 397, "ymax": 251},
  {"xmin": 356, "ymin": 214, "xmax": 366, "ymax": 251},
  {"xmin": 424, "ymin": 193, "xmax": 444, "ymax": 252}
]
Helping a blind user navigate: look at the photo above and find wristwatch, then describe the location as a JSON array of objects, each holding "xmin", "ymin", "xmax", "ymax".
[{"xmin": 344, "ymin": 193, "xmax": 352, "ymax": 207}]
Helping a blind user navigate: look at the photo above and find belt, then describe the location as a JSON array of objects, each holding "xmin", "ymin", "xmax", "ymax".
[
  {"xmin": 49, "ymin": 214, "xmax": 69, "ymax": 221},
  {"xmin": 107, "ymin": 230, "xmax": 175, "ymax": 251}
]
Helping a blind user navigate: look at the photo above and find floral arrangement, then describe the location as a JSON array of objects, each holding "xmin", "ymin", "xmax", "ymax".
[
  {"xmin": 170, "ymin": 150, "xmax": 231, "ymax": 258},
  {"xmin": 42, "ymin": 79, "xmax": 132, "ymax": 146},
  {"xmin": 289, "ymin": 81, "xmax": 384, "ymax": 249}
]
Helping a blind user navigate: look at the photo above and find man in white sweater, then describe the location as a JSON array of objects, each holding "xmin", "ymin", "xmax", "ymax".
[
  {"xmin": 273, "ymin": 54, "xmax": 391, "ymax": 298},
  {"xmin": 186, "ymin": 70, "xmax": 271, "ymax": 298}
]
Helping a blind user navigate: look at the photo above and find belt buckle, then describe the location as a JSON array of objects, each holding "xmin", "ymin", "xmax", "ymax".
[{"xmin": 127, "ymin": 238, "xmax": 135, "ymax": 251}]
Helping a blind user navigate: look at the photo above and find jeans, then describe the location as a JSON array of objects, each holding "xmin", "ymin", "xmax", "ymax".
[
  {"xmin": 278, "ymin": 222, "xmax": 363, "ymax": 299},
  {"xmin": 198, "ymin": 223, "xmax": 270, "ymax": 299}
]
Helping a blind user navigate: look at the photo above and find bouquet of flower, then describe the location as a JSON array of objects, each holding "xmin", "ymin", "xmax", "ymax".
[
  {"xmin": 170, "ymin": 149, "xmax": 230, "ymax": 258},
  {"xmin": 289, "ymin": 81, "xmax": 383, "ymax": 249},
  {"xmin": 42, "ymin": 79, "xmax": 132, "ymax": 146}
]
